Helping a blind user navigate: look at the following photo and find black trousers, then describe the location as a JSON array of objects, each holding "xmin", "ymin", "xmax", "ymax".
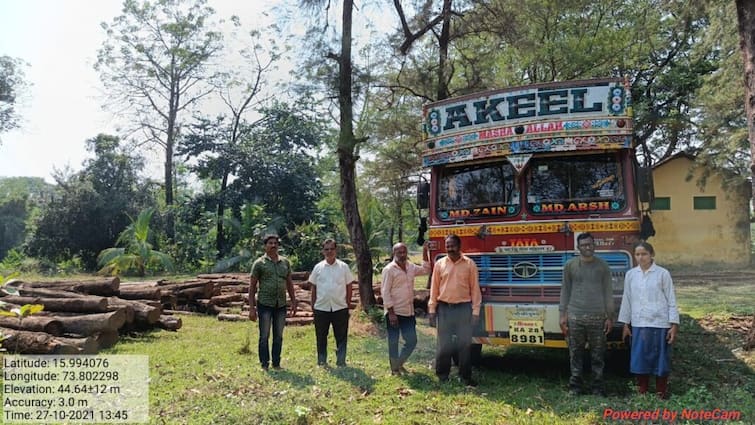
[
  {"xmin": 435, "ymin": 302, "xmax": 473, "ymax": 380},
  {"xmin": 314, "ymin": 308, "xmax": 349, "ymax": 365}
]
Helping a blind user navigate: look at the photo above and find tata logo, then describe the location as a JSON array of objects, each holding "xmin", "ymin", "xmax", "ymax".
[{"xmin": 512, "ymin": 262, "xmax": 538, "ymax": 278}]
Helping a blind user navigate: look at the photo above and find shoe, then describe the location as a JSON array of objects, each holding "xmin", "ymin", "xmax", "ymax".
[
  {"xmin": 317, "ymin": 362, "xmax": 327, "ymax": 367},
  {"xmin": 437, "ymin": 374, "xmax": 449, "ymax": 382},
  {"xmin": 336, "ymin": 361, "xmax": 346, "ymax": 367},
  {"xmin": 272, "ymin": 365, "xmax": 283, "ymax": 370},
  {"xmin": 261, "ymin": 364, "xmax": 269, "ymax": 371},
  {"xmin": 463, "ymin": 378, "xmax": 478, "ymax": 387}
]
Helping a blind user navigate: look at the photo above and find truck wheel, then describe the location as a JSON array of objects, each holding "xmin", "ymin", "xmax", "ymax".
[{"xmin": 470, "ymin": 343, "xmax": 482, "ymax": 367}]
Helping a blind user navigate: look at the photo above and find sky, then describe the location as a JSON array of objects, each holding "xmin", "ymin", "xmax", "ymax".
[{"xmin": 0, "ymin": 0, "xmax": 297, "ymax": 183}]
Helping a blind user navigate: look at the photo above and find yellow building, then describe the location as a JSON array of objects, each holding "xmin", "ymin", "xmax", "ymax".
[{"xmin": 650, "ymin": 153, "xmax": 751, "ymax": 266}]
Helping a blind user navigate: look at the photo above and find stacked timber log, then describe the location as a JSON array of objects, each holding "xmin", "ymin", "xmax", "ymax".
[
  {"xmin": 159, "ymin": 272, "xmax": 374, "ymax": 326},
  {"xmin": 0, "ymin": 277, "xmax": 182, "ymax": 355},
  {"xmin": 181, "ymin": 272, "xmax": 319, "ymax": 325}
]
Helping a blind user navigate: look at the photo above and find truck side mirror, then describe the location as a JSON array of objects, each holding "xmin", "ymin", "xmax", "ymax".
[
  {"xmin": 417, "ymin": 181, "xmax": 430, "ymax": 209},
  {"xmin": 637, "ymin": 167, "xmax": 654, "ymax": 204}
]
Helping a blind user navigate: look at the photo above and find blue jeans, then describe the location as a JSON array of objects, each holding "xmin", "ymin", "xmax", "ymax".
[
  {"xmin": 257, "ymin": 304, "xmax": 287, "ymax": 368},
  {"xmin": 386, "ymin": 315, "xmax": 417, "ymax": 361}
]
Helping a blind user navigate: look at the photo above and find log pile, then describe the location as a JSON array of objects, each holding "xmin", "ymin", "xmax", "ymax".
[
  {"xmin": 0, "ymin": 272, "xmax": 432, "ymax": 355},
  {"xmin": 0, "ymin": 277, "xmax": 182, "ymax": 355},
  {"xmin": 160, "ymin": 272, "xmax": 380, "ymax": 326},
  {"xmin": 176, "ymin": 272, "xmax": 321, "ymax": 325}
]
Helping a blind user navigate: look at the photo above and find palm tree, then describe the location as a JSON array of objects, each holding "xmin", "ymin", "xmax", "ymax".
[{"xmin": 97, "ymin": 208, "xmax": 174, "ymax": 276}]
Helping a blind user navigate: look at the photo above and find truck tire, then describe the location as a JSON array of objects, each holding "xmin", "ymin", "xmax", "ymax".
[{"xmin": 470, "ymin": 343, "xmax": 482, "ymax": 366}]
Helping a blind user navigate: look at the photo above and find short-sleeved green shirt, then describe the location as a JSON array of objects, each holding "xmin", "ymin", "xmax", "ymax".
[{"xmin": 251, "ymin": 255, "xmax": 291, "ymax": 308}]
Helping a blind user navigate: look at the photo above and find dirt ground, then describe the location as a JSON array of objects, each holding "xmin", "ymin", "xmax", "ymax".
[
  {"xmin": 672, "ymin": 269, "xmax": 755, "ymax": 363},
  {"xmin": 672, "ymin": 269, "xmax": 755, "ymax": 286}
]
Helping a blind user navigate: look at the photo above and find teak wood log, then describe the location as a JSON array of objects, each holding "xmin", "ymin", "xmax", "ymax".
[
  {"xmin": 745, "ymin": 313, "xmax": 755, "ymax": 351},
  {"xmin": 0, "ymin": 327, "xmax": 80, "ymax": 354},
  {"xmin": 0, "ymin": 316, "xmax": 64, "ymax": 336},
  {"xmin": 117, "ymin": 286, "xmax": 161, "ymax": 300},
  {"xmin": 163, "ymin": 309, "xmax": 205, "ymax": 316},
  {"xmin": 12, "ymin": 277, "xmax": 120, "ymax": 296},
  {"xmin": 210, "ymin": 293, "xmax": 243, "ymax": 305},
  {"xmin": 157, "ymin": 315, "xmax": 182, "ymax": 331},
  {"xmin": 54, "ymin": 335, "xmax": 98, "ymax": 354},
  {"xmin": 286, "ymin": 316, "xmax": 314, "ymax": 326},
  {"xmin": 107, "ymin": 298, "xmax": 161, "ymax": 324},
  {"xmin": 195, "ymin": 273, "xmax": 249, "ymax": 282},
  {"xmin": 159, "ymin": 281, "xmax": 212, "ymax": 291},
  {"xmin": 217, "ymin": 313, "xmax": 247, "ymax": 321},
  {"xmin": 1, "ymin": 295, "xmax": 109, "ymax": 313},
  {"xmin": 174, "ymin": 285, "xmax": 214, "ymax": 300},
  {"xmin": 106, "ymin": 304, "xmax": 135, "ymax": 325},
  {"xmin": 95, "ymin": 330, "xmax": 119, "ymax": 349},
  {"xmin": 52, "ymin": 310, "xmax": 127, "ymax": 336},
  {"xmin": 13, "ymin": 287, "xmax": 88, "ymax": 299}
]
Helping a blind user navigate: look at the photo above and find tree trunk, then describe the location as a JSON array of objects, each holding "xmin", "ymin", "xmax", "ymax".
[
  {"xmin": 13, "ymin": 277, "xmax": 120, "ymax": 296},
  {"xmin": 337, "ymin": 0, "xmax": 375, "ymax": 309},
  {"xmin": 210, "ymin": 293, "xmax": 243, "ymax": 305},
  {"xmin": 437, "ymin": 0, "xmax": 452, "ymax": 100},
  {"xmin": 13, "ymin": 287, "xmax": 89, "ymax": 299},
  {"xmin": 736, "ymin": 0, "xmax": 755, "ymax": 203},
  {"xmin": 0, "ymin": 328, "xmax": 81, "ymax": 354},
  {"xmin": 157, "ymin": 315, "xmax": 182, "ymax": 331},
  {"xmin": 95, "ymin": 330, "xmax": 120, "ymax": 349},
  {"xmin": 217, "ymin": 313, "xmax": 247, "ymax": 322},
  {"xmin": 52, "ymin": 310, "xmax": 127, "ymax": 336},
  {"xmin": 0, "ymin": 295, "xmax": 109, "ymax": 313},
  {"xmin": 118, "ymin": 285, "xmax": 162, "ymax": 300},
  {"xmin": 107, "ymin": 298, "xmax": 161, "ymax": 324},
  {"xmin": 54, "ymin": 335, "xmax": 99, "ymax": 354},
  {"xmin": 164, "ymin": 94, "xmax": 177, "ymax": 241},
  {"xmin": 0, "ymin": 316, "xmax": 64, "ymax": 336},
  {"xmin": 216, "ymin": 172, "xmax": 229, "ymax": 259}
]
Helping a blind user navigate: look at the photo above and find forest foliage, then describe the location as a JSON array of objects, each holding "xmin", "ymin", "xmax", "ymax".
[{"xmin": 0, "ymin": 0, "xmax": 751, "ymax": 277}]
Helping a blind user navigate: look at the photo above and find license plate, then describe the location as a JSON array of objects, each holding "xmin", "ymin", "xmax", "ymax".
[{"xmin": 509, "ymin": 319, "xmax": 545, "ymax": 345}]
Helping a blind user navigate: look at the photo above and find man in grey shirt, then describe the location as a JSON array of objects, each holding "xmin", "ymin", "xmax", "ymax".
[{"xmin": 559, "ymin": 232, "xmax": 613, "ymax": 396}]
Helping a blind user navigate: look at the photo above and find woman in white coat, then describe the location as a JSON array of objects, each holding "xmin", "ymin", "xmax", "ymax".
[{"xmin": 618, "ymin": 241, "xmax": 679, "ymax": 399}]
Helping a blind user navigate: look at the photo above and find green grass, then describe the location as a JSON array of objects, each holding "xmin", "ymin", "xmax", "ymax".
[
  {"xmin": 1, "ymin": 274, "xmax": 752, "ymax": 424},
  {"xmin": 90, "ymin": 302, "xmax": 752, "ymax": 425},
  {"xmin": 675, "ymin": 282, "xmax": 754, "ymax": 318}
]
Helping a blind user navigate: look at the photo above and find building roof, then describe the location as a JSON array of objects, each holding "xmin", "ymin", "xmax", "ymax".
[{"xmin": 652, "ymin": 151, "xmax": 696, "ymax": 169}]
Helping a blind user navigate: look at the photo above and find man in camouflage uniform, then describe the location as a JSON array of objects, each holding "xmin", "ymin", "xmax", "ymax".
[{"xmin": 559, "ymin": 232, "xmax": 613, "ymax": 396}]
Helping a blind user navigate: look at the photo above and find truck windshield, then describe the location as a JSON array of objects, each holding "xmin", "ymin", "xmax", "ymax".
[
  {"xmin": 437, "ymin": 161, "xmax": 519, "ymax": 220},
  {"xmin": 526, "ymin": 153, "xmax": 625, "ymax": 214}
]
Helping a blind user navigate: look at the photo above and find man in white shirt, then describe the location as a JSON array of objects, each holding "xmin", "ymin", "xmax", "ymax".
[
  {"xmin": 381, "ymin": 242, "xmax": 430, "ymax": 375},
  {"xmin": 308, "ymin": 239, "xmax": 356, "ymax": 367}
]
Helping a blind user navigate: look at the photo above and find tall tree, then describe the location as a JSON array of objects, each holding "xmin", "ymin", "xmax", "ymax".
[
  {"xmin": 198, "ymin": 27, "xmax": 278, "ymax": 258},
  {"xmin": 179, "ymin": 102, "xmax": 325, "ymax": 253},
  {"xmin": 0, "ymin": 56, "xmax": 28, "ymax": 140},
  {"xmin": 299, "ymin": 0, "xmax": 376, "ymax": 308},
  {"xmin": 694, "ymin": 0, "xmax": 750, "ymax": 185},
  {"xmin": 26, "ymin": 135, "xmax": 151, "ymax": 269},
  {"xmin": 95, "ymin": 0, "xmax": 222, "ymax": 239},
  {"xmin": 385, "ymin": 0, "xmax": 716, "ymax": 168},
  {"xmin": 736, "ymin": 0, "xmax": 755, "ymax": 202}
]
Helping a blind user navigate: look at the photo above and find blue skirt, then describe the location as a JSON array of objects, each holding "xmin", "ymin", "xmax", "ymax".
[{"xmin": 630, "ymin": 327, "xmax": 672, "ymax": 376}]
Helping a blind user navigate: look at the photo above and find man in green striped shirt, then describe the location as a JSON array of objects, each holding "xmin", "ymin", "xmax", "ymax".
[{"xmin": 249, "ymin": 234, "xmax": 297, "ymax": 370}]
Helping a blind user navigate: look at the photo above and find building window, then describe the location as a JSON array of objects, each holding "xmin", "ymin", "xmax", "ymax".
[
  {"xmin": 652, "ymin": 197, "xmax": 671, "ymax": 210},
  {"xmin": 693, "ymin": 196, "xmax": 716, "ymax": 210}
]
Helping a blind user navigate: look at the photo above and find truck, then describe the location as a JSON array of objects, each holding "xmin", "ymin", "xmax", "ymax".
[{"xmin": 418, "ymin": 78, "xmax": 654, "ymax": 356}]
